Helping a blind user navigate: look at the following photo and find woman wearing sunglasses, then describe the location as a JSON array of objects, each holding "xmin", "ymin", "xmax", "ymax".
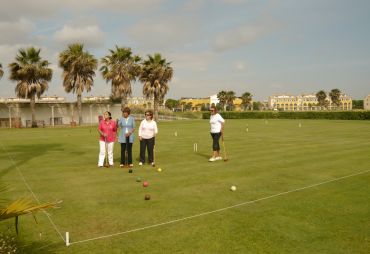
[{"xmin": 138, "ymin": 110, "xmax": 158, "ymax": 166}]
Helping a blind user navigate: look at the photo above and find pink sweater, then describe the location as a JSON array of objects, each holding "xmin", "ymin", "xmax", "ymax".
[{"xmin": 98, "ymin": 120, "xmax": 117, "ymax": 142}]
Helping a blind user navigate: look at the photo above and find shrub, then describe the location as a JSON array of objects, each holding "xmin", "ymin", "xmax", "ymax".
[{"xmin": 202, "ymin": 111, "xmax": 370, "ymax": 120}]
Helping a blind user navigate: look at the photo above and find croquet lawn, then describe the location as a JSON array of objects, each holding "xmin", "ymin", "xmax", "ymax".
[{"xmin": 0, "ymin": 119, "xmax": 369, "ymax": 253}]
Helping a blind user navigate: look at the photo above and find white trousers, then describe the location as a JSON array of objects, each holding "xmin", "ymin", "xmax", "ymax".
[{"xmin": 98, "ymin": 141, "xmax": 114, "ymax": 166}]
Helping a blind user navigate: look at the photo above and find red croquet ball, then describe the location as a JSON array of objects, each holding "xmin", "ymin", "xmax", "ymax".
[{"xmin": 143, "ymin": 181, "xmax": 149, "ymax": 187}]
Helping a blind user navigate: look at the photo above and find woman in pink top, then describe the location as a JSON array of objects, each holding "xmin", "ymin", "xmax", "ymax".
[
  {"xmin": 138, "ymin": 110, "xmax": 158, "ymax": 166},
  {"xmin": 98, "ymin": 111, "xmax": 117, "ymax": 167}
]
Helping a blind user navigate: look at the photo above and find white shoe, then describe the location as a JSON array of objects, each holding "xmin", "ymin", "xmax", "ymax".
[
  {"xmin": 215, "ymin": 157, "xmax": 222, "ymax": 161},
  {"xmin": 209, "ymin": 157, "xmax": 216, "ymax": 162},
  {"xmin": 139, "ymin": 162, "xmax": 143, "ymax": 166}
]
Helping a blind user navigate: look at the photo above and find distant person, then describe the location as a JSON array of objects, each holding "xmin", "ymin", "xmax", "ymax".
[
  {"xmin": 209, "ymin": 106, "xmax": 225, "ymax": 162},
  {"xmin": 117, "ymin": 107, "xmax": 135, "ymax": 168},
  {"xmin": 138, "ymin": 110, "xmax": 158, "ymax": 166},
  {"xmin": 98, "ymin": 111, "xmax": 117, "ymax": 167}
]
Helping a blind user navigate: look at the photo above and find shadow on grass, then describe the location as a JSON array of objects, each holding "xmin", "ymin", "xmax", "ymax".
[
  {"xmin": 194, "ymin": 152, "xmax": 211, "ymax": 159},
  {"xmin": 0, "ymin": 143, "xmax": 64, "ymax": 178}
]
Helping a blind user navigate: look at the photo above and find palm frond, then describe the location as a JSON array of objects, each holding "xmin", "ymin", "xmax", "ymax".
[
  {"xmin": 59, "ymin": 44, "xmax": 97, "ymax": 96},
  {"xmin": 0, "ymin": 199, "xmax": 61, "ymax": 221},
  {"xmin": 100, "ymin": 46, "xmax": 140, "ymax": 103}
]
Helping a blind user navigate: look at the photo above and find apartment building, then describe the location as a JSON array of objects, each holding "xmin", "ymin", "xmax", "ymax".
[{"xmin": 268, "ymin": 93, "xmax": 352, "ymax": 111}]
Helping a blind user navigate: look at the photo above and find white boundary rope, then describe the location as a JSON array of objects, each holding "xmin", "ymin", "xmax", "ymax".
[
  {"xmin": 69, "ymin": 168, "xmax": 370, "ymax": 246},
  {"xmin": 0, "ymin": 142, "xmax": 66, "ymax": 243}
]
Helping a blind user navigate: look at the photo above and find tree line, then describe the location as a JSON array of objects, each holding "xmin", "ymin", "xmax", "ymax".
[
  {"xmin": 165, "ymin": 90, "xmax": 254, "ymax": 112},
  {"xmin": 0, "ymin": 44, "xmax": 173, "ymax": 127}
]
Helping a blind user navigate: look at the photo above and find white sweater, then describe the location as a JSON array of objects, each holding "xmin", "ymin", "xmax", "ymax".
[
  {"xmin": 138, "ymin": 119, "xmax": 158, "ymax": 139},
  {"xmin": 210, "ymin": 113, "xmax": 225, "ymax": 133}
]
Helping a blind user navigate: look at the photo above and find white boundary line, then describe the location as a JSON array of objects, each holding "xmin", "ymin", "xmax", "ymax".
[
  {"xmin": 0, "ymin": 141, "xmax": 66, "ymax": 243},
  {"xmin": 69, "ymin": 168, "xmax": 370, "ymax": 246}
]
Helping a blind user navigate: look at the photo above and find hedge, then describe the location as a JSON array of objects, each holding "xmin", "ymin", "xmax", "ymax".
[{"xmin": 202, "ymin": 111, "xmax": 370, "ymax": 120}]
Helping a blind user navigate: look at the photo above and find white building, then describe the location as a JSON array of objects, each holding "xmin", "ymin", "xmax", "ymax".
[
  {"xmin": 364, "ymin": 94, "xmax": 370, "ymax": 110},
  {"xmin": 268, "ymin": 93, "xmax": 352, "ymax": 111},
  {"xmin": 210, "ymin": 94, "xmax": 220, "ymax": 106},
  {"xmin": 0, "ymin": 94, "xmax": 162, "ymax": 128},
  {"xmin": 0, "ymin": 96, "xmax": 132, "ymax": 128}
]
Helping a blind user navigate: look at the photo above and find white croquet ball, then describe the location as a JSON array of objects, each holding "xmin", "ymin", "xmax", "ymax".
[{"xmin": 230, "ymin": 186, "xmax": 237, "ymax": 191}]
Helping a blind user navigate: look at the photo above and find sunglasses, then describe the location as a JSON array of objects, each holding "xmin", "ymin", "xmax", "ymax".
[{"xmin": 145, "ymin": 114, "xmax": 151, "ymax": 116}]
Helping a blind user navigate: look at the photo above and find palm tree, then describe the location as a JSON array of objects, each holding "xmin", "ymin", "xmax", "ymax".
[
  {"xmin": 316, "ymin": 90, "xmax": 328, "ymax": 110},
  {"xmin": 329, "ymin": 88, "xmax": 341, "ymax": 109},
  {"xmin": 8, "ymin": 47, "xmax": 52, "ymax": 127},
  {"xmin": 100, "ymin": 46, "xmax": 141, "ymax": 109},
  {"xmin": 59, "ymin": 43, "xmax": 97, "ymax": 125},
  {"xmin": 139, "ymin": 53, "xmax": 173, "ymax": 121},
  {"xmin": 217, "ymin": 90, "xmax": 227, "ymax": 111},
  {"xmin": 0, "ymin": 63, "xmax": 4, "ymax": 79},
  {"xmin": 225, "ymin": 90, "xmax": 236, "ymax": 111},
  {"xmin": 241, "ymin": 92, "xmax": 253, "ymax": 110},
  {"xmin": 0, "ymin": 184, "xmax": 60, "ymax": 235},
  {"xmin": 180, "ymin": 101, "xmax": 186, "ymax": 112}
]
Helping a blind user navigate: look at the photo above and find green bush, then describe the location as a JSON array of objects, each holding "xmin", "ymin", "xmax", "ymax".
[{"xmin": 202, "ymin": 111, "xmax": 370, "ymax": 120}]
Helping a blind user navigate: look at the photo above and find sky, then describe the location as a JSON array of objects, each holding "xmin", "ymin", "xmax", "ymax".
[{"xmin": 0, "ymin": 0, "xmax": 369, "ymax": 101}]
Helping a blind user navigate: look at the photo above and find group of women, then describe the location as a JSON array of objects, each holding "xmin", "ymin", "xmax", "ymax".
[
  {"xmin": 97, "ymin": 105, "xmax": 225, "ymax": 167},
  {"xmin": 98, "ymin": 107, "xmax": 158, "ymax": 168}
]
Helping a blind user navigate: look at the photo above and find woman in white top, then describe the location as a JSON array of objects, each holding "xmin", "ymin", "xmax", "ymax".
[
  {"xmin": 138, "ymin": 110, "xmax": 158, "ymax": 166},
  {"xmin": 209, "ymin": 106, "xmax": 225, "ymax": 162}
]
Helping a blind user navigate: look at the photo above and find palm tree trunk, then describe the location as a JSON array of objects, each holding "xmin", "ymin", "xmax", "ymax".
[
  {"xmin": 121, "ymin": 96, "xmax": 127, "ymax": 109},
  {"xmin": 30, "ymin": 94, "xmax": 37, "ymax": 128},
  {"xmin": 77, "ymin": 94, "xmax": 82, "ymax": 125},
  {"xmin": 153, "ymin": 96, "xmax": 159, "ymax": 122}
]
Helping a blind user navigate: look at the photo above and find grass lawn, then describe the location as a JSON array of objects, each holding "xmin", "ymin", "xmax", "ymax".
[{"xmin": 0, "ymin": 119, "xmax": 370, "ymax": 253}]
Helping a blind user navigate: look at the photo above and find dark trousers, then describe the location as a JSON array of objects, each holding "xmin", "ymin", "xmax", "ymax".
[
  {"xmin": 120, "ymin": 138, "xmax": 133, "ymax": 164},
  {"xmin": 210, "ymin": 132, "xmax": 221, "ymax": 151},
  {"xmin": 140, "ymin": 137, "xmax": 155, "ymax": 163}
]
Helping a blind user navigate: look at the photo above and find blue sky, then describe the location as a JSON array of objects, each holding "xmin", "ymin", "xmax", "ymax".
[{"xmin": 0, "ymin": 0, "xmax": 369, "ymax": 101}]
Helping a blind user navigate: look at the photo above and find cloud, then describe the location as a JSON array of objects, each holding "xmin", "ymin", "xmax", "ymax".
[
  {"xmin": 234, "ymin": 61, "xmax": 246, "ymax": 71},
  {"xmin": 1, "ymin": 0, "xmax": 166, "ymax": 21},
  {"xmin": 212, "ymin": 22, "xmax": 273, "ymax": 51},
  {"xmin": 167, "ymin": 51, "xmax": 215, "ymax": 72},
  {"xmin": 216, "ymin": 0, "xmax": 246, "ymax": 4},
  {"xmin": 0, "ymin": 19, "xmax": 35, "ymax": 44},
  {"xmin": 128, "ymin": 15, "xmax": 201, "ymax": 50},
  {"xmin": 53, "ymin": 25, "xmax": 105, "ymax": 48}
]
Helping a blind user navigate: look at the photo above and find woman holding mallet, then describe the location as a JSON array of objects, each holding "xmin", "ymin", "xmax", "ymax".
[{"xmin": 209, "ymin": 105, "xmax": 225, "ymax": 162}]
